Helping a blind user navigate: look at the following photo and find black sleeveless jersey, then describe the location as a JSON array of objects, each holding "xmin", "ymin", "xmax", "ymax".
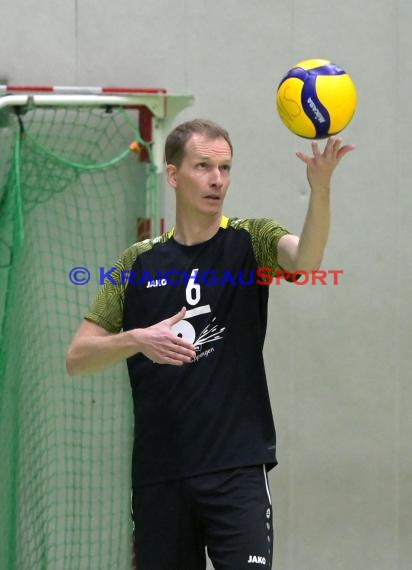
[{"xmin": 85, "ymin": 216, "xmax": 291, "ymax": 487}]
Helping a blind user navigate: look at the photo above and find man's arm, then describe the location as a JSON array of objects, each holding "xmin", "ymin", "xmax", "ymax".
[
  {"xmin": 66, "ymin": 307, "xmax": 196, "ymax": 375},
  {"xmin": 277, "ymin": 137, "xmax": 355, "ymax": 273}
]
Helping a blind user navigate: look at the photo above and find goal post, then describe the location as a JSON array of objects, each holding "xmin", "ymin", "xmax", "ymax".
[{"xmin": 0, "ymin": 86, "xmax": 193, "ymax": 570}]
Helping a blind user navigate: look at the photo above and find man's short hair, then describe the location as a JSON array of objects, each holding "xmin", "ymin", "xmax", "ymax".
[{"xmin": 165, "ymin": 119, "xmax": 233, "ymax": 167}]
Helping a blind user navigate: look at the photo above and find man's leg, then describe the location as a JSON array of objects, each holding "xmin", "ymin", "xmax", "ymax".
[
  {"xmin": 190, "ymin": 466, "xmax": 274, "ymax": 570},
  {"xmin": 132, "ymin": 478, "xmax": 207, "ymax": 570}
]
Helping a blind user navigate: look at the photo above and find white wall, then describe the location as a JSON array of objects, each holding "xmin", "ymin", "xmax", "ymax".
[{"xmin": 1, "ymin": 1, "xmax": 411, "ymax": 569}]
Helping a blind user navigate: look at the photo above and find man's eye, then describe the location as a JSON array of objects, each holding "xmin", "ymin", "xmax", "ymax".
[
  {"xmin": 220, "ymin": 165, "xmax": 231, "ymax": 172},
  {"xmin": 196, "ymin": 162, "xmax": 208, "ymax": 169}
]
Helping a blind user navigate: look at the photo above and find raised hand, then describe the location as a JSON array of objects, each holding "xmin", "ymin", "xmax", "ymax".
[{"xmin": 296, "ymin": 137, "xmax": 355, "ymax": 193}]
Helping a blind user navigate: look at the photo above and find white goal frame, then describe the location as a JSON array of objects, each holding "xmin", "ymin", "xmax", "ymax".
[{"xmin": 0, "ymin": 84, "xmax": 194, "ymax": 238}]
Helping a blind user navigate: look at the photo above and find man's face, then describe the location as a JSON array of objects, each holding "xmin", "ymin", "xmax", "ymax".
[{"xmin": 167, "ymin": 134, "xmax": 232, "ymax": 216}]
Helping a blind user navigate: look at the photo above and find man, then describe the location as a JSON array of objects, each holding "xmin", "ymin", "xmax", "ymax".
[{"xmin": 66, "ymin": 119, "xmax": 354, "ymax": 569}]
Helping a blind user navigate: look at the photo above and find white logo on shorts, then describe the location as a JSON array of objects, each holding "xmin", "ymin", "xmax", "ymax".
[{"xmin": 248, "ymin": 555, "xmax": 266, "ymax": 564}]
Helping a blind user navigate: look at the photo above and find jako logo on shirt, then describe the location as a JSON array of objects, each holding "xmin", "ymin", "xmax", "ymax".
[
  {"xmin": 248, "ymin": 555, "xmax": 266, "ymax": 565},
  {"xmin": 146, "ymin": 279, "xmax": 168, "ymax": 288}
]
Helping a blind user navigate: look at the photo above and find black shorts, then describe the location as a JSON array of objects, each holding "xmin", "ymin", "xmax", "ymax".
[{"xmin": 132, "ymin": 465, "xmax": 274, "ymax": 570}]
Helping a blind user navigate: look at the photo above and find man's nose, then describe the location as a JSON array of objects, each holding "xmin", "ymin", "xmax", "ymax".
[{"xmin": 209, "ymin": 167, "xmax": 222, "ymax": 187}]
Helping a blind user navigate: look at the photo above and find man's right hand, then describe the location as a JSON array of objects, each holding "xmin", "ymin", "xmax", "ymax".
[{"xmin": 134, "ymin": 307, "xmax": 197, "ymax": 365}]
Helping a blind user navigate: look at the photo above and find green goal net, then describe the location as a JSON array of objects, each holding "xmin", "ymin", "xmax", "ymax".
[{"xmin": 0, "ymin": 90, "xmax": 192, "ymax": 570}]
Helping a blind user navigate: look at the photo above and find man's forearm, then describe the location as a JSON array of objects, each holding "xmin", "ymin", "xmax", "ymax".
[
  {"xmin": 66, "ymin": 330, "xmax": 141, "ymax": 376},
  {"xmin": 294, "ymin": 189, "xmax": 330, "ymax": 272},
  {"xmin": 291, "ymin": 136, "xmax": 354, "ymax": 273}
]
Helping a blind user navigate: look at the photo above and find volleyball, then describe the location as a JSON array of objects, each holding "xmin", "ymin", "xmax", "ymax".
[{"xmin": 276, "ymin": 59, "xmax": 357, "ymax": 139}]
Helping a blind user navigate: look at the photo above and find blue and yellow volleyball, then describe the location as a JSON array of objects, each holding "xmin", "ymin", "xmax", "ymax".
[{"xmin": 276, "ymin": 59, "xmax": 357, "ymax": 139}]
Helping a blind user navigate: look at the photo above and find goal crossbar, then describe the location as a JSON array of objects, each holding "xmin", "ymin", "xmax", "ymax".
[
  {"xmin": 0, "ymin": 85, "xmax": 194, "ymax": 238},
  {"xmin": 0, "ymin": 86, "xmax": 194, "ymax": 173}
]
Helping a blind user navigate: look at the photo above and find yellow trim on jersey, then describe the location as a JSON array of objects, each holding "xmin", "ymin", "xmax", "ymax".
[
  {"xmin": 165, "ymin": 215, "xmax": 229, "ymax": 238},
  {"xmin": 220, "ymin": 215, "xmax": 229, "ymax": 228}
]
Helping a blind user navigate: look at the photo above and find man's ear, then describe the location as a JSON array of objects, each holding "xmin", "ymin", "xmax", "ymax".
[{"xmin": 166, "ymin": 163, "xmax": 178, "ymax": 188}]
